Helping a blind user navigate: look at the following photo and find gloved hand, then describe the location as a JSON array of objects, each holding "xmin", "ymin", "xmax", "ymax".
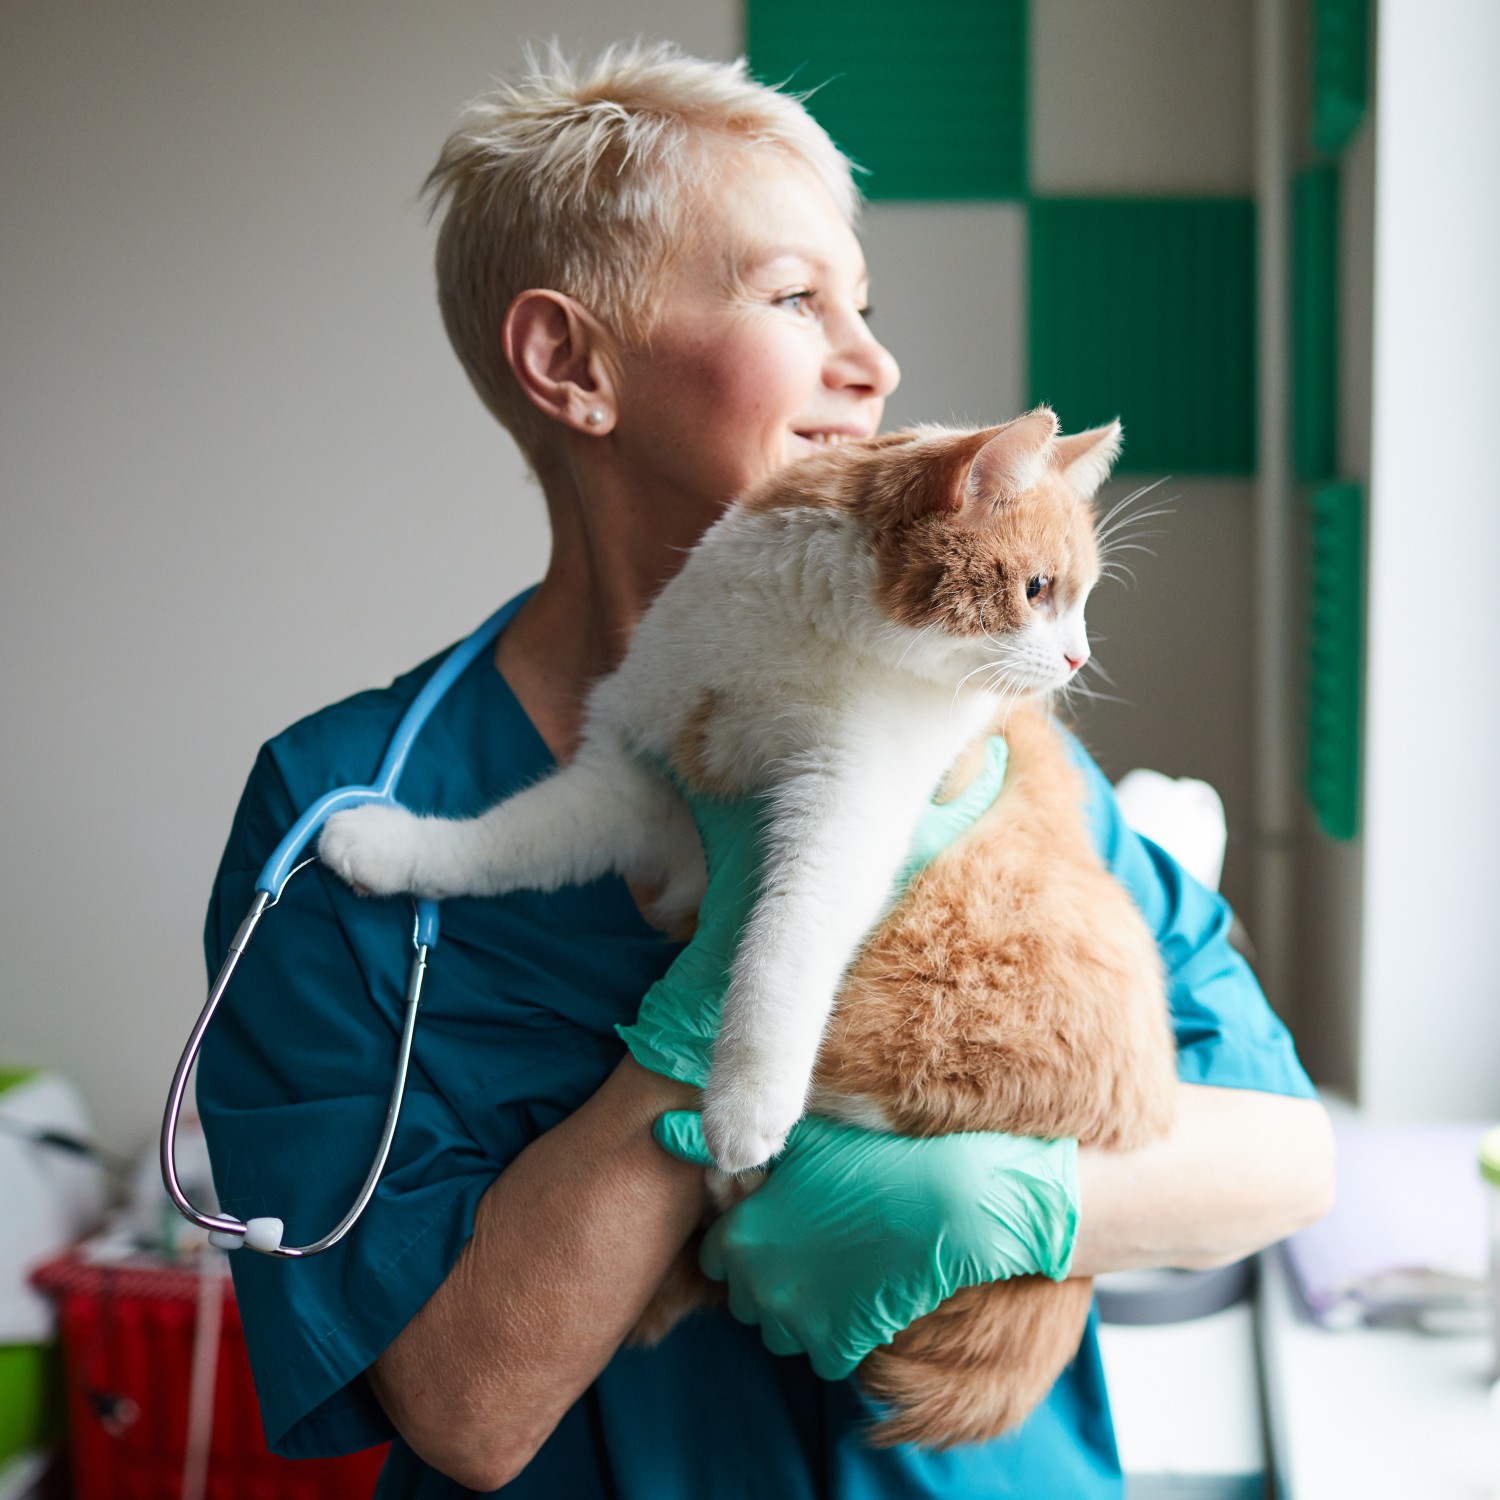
[
  {"xmin": 619, "ymin": 740, "xmax": 1011, "ymax": 1090},
  {"xmin": 617, "ymin": 786, "xmax": 776, "ymax": 1088},
  {"xmin": 654, "ymin": 1109, "xmax": 1079, "ymax": 1380}
]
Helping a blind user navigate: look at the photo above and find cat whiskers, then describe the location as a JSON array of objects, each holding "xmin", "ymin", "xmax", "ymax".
[
  {"xmin": 896, "ymin": 619, "xmax": 943, "ymax": 671},
  {"xmin": 975, "ymin": 603, "xmax": 1032, "ymax": 701},
  {"xmin": 1097, "ymin": 560, "xmax": 1139, "ymax": 587},
  {"xmin": 1083, "ymin": 655, "xmax": 1119, "ymax": 688},
  {"xmin": 1094, "ymin": 479, "xmax": 1175, "ymax": 586},
  {"xmin": 978, "ymin": 660, "xmax": 1026, "ymax": 705},
  {"xmin": 1060, "ymin": 677, "xmax": 1128, "ymax": 708},
  {"xmin": 1093, "ymin": 477, "xmax": 1171, "ymax": 549},
  {"xmin": 953, "ymin": 606, "xmax": 1018, "ymax": 699},
  {"xmin": 949, "ymin": 657, "xmax": 1004, "ymax": 723},
  {"xmin": 1059, "ymin": 655, "xmax": 1129, "ymax": 709}
]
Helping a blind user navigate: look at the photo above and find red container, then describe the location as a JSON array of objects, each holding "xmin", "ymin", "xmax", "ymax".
[{"xmin": 31, "ymin": 1250, "xmax": 387, "ymax": 1500}]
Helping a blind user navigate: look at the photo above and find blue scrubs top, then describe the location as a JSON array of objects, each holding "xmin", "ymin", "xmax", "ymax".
[{"xmin": 198, "ymin": 591, "xmax": 1315, "ymax": 1499}]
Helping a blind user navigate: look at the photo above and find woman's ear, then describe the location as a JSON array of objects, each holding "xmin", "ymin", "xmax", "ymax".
[{"xmin": 502, "ymin": 290, "xmax": 618, "ymax": 435}]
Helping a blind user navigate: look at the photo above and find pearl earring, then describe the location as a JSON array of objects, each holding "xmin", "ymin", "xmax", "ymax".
[{"xmin": 584, "ymin": 408, "xmax": 605, "ymax": 427}]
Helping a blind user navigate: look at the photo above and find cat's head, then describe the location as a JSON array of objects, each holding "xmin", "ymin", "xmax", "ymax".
[{"xmin": 751, "ymin": 408, "xmax": 1122, "ymax": 698}]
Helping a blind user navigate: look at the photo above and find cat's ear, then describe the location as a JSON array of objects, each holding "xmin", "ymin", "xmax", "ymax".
[
  {"xmin": 961, "ymin": 408, "xmax": 1061, "ymax": 508},
  {"xmin": 1051, "ymin": 420, "xmax": 1123, "ymax": 500}
]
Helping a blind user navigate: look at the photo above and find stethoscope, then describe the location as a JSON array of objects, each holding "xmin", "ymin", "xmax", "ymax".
[{"xmin": 160, "ymin": 600, "xmax": 518, "ymax": 1257}]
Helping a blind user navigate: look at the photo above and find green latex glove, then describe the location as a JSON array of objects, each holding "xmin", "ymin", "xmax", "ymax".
[
  {"xmin": 654, "ymin": 1109, "xmax": 1079, "ymax": 1381},
  {"xmin": 618, "ymin": 738, "xmax": 1010, "ymax": 1088}
]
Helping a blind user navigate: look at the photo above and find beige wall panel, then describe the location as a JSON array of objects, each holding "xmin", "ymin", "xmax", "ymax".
[
  {"xmin": 858, "ymin": 204, "xmax": 1028, "ymax": 432},
  {"xmin": 1069, "ymin": 480, "xmax": 1258, "ymax": 921},
  {"xmin": 1032, "ymin": 0, "xmax": 1254, "ymax": 195}
]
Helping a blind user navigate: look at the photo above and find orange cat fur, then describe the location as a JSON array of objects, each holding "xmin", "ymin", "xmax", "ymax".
[{"xmin": 819, "ymin": 704, "xmax": 1177, "ymax": 1446}]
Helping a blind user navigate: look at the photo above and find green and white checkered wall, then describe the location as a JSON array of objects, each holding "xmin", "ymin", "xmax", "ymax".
[
  {"xmin": 747, "ymin": 0, "xmax": 1258, "ymax": 469},
  {"xmin": 744, "ymin": 0, "xmax": 1266, "ymax": 908}
]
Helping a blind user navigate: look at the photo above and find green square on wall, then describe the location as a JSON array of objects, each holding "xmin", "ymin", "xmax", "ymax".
[
  {"xmin": 1292, "ymin": 165, "xmax": 1340, "ymax": 482},
  {"xmin": 1312, "ymin": 0, "xmax": 1369, "ymax": 155},
  {"xmin": 745, "ymin": 0, "xmax": 1027, "ymax": 201},
  {"xmin": 1029, "ymin": 198, "xmax": 1257, "ymax": 474}
]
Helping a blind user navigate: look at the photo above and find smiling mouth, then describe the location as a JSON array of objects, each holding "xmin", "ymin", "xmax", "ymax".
[{"xmin": 793, "ymin": 431, "xmax": 859, "ymax": 447}]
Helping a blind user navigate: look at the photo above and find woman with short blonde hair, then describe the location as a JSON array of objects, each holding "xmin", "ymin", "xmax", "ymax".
[
  {"xmin": 199, "ymin": 42, "xmax": 1333, "ymax": 1500},
  {"xmin": 424, "ymin": 43, "xmax": 859, "ymax": 469}
]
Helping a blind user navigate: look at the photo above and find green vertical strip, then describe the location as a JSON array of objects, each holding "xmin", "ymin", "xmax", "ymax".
[
  {"xmin": 1311, "ymin": 0, "xmax": 1369, "ymax": 154},
  {"xmin": 745, "ymin": 0, "xmax": 1027, "ymax": 200},
  {"xmin": 1305, "ymin": 482, "xmax": 1364, "ymax": 840},
  {"xmin": 1292, "ymin": 166, "xmax": 1339, "ymax": 482},
  {"xmin": 1028, "ymin": 199, "xmax": 1256, "ymax": 474}
]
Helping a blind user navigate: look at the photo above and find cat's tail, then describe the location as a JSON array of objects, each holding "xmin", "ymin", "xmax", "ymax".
[{"xmin": 857, "ymin": 1274, "xmax": 1095, "ymax": 1449}]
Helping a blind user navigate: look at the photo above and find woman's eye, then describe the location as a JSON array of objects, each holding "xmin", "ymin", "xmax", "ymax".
[
  {"xmin": 1026, "ymin": 576, "xmax": 1051, "ymax": 604},
  {"xmin": 775, "ymin": 290, "xmax": 813, "ymax": 314}
]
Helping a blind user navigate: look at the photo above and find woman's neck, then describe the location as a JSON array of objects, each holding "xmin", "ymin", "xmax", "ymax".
[
  {"xmin": 492, "ymin": 515, "xmax": 663, "ymax": 764},
  {"xmin": 492, "ymin": 577, "xmax": 619, "ymax": 764},
  {"xmin": 495, "ymin": 451, "xmax": 723, "ymax": 762}
]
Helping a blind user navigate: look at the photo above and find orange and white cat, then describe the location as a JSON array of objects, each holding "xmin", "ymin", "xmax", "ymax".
[{"xmin": 320, "ymin": 408, "xmax": 1178, "ymax": 1444}]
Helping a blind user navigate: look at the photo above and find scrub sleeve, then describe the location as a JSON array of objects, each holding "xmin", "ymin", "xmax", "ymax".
[
  {"xmin": 197, "ymin": 629, "xmax": 684, "ymax": 1464},
  {"xmin": 197, "ymin": 589, "xmax": 1314, "ymax": 1500}
]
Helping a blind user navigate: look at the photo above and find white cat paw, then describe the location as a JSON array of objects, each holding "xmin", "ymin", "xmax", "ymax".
[
  {"xmin": 318, "ymin": 804, "xmax": 444, "ymax": 898},
  {"xmin": 701, "ymin": 1085, "xmax": 803, "ymax": 1175}
]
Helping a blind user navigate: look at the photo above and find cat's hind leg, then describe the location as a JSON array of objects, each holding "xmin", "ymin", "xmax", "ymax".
[{"xmin": 319, "ymin": 743, "xmax": 704, "ymax": 918}]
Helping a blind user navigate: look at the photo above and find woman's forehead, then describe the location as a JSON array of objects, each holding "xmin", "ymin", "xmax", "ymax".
[{"xmin": 702, "ymin": 154, "xmax": 867, "ymax": 284}]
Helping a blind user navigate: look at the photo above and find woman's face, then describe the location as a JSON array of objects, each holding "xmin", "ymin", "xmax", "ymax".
[{"xmin": 606, "ymin": 152, "xmax": 900, "ymax": 529}]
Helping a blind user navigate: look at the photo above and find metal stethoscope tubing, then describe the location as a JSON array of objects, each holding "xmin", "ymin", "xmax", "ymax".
[{"xmin": 160, "ymin": 603, "xmax": 515, "ymax": 1257}]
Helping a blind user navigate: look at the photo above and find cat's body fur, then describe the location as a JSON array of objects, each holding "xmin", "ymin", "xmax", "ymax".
[{"xmin": 320, "ymin": 409, "xmax": 1179, "ymax": 1446}]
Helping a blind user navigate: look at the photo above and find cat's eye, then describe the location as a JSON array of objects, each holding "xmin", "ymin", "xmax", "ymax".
[{"xmin": 1026, "ymin": 576, "xmax": 1051, "ymax": 604}]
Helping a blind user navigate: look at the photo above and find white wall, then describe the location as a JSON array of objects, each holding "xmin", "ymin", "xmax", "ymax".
[
  {"xmin": 1357, "ymin": 0, "xmax": 1500, "ymax": 1118},
  {"xmin": 0, "ymin": 0, "xmax": 738, "ymax": 1151},
  {"xmin": 2, "ymin": 0, "xmax": 1268, "ymax": 1152}
]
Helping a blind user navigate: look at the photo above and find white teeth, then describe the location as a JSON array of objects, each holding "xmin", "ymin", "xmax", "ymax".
[{"xmin": 801, "ymin": 432, "xmax": 848, "ymax": 446}]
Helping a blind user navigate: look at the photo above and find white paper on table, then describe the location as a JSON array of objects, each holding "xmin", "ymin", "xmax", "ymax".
[{"xmin": 1281, "ymin": 1118, "xmax": 1491, "ymax": 1328}]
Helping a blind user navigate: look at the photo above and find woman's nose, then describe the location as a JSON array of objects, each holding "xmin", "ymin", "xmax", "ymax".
[{"xmin": 826, "ymin": 314, "xmax": 901, "ymax": 399}]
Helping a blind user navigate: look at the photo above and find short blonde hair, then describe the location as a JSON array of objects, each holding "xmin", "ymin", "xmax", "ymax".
[{"xmin": 422, "ymin": 42, "xmax": 859, "ymax": 464}]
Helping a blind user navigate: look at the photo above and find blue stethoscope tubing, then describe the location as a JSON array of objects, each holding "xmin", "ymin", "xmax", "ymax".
[{"xmin": 160, "ymin": 602, "xmax": 515, "ymax": 1258}]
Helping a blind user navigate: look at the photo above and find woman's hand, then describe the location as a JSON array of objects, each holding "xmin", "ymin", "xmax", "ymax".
[
  {"xmin": 618, "ymin": 784, "xmax": 780, "ymax": 1088},
  {"xmin": 654, "ymin": 1110, "xmax": 1079, "ymax": 1380}
]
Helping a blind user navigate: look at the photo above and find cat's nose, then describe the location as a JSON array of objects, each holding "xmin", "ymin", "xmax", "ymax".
[{"xmin": 1065, "ymin": 652, "xmax": 1088, "ymax": 673}]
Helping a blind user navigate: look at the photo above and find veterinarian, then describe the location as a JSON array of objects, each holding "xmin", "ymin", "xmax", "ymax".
[{"xmin": 196, "ymin": 44, "xmax": 1334, "ymax": 1498}]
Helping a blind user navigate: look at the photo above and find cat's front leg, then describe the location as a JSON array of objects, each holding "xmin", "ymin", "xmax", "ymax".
[
  {"xmin": 317, "ymin": 801, "xmax": 468, "ymax": 898},
  {"xmin": 702, "ymin": 761, "xmax": 927, "ymax": 1172},
  {"xmin": 319, "ymin": 743, "xmax": 703, "ymax": 912}
]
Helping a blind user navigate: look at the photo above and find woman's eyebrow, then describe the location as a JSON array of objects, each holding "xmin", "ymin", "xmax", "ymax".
[
  {"xmin": 741, "ymin": 246, "xmax": 870, "ymax": 290},
  {"xmin": 741, "ymin": 245, "xmax": 828, "ymax": 273}
]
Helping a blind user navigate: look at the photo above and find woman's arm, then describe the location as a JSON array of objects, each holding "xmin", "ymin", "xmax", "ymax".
[
  {"xmin": 366, "ymin": 1057, "xmax": 704, "ymax": 1492},
  {"xmin": 652, "ymin": 1082, "xmax": 1334, "ymax": 1381},
  {"xmin": 1069, "ymin": 1081, "xmax": 1335, "ymax": 1276}
]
